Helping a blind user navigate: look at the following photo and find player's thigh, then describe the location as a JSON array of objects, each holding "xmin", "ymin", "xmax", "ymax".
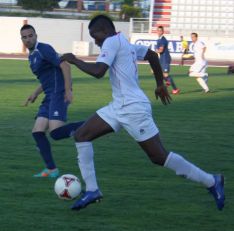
[
  {"xmin": 49, "ymin": 93, "xmax": 69, "ymax": 122},
  {"xmin": 200, "ymin": 61, "xmax": 208, "ymax": 73},
  {"xmin": 189, "ymin": 62, "xmax": 196, "ymax": 72},
  {"xmin": 48, "ymin": 120, "xmax": 65, "ymax": 132},
  {"xmin": 75, "ymin": 112, "xmax": 115, "ymax": 141},
  {"xmin": 36, "ymin": 96, "xmax": 49, "ymax": 120},
  {"xmin": 190, "ymin": 61, "xmax": 204, "ymax": 73},
  {"xmin": 32, "ymin": 117, "xmax": 49, "ymax": 132},
  {"xmin": 119, "ymin": 103, "xmax": 159, "ymax": 142},
  {"xmin": 96, "ymin": 103, "xmax": 121, "ymax": 132},
  {"xmin": 138, "ymin": 134, "xmax": 169, "ymax": 165}
]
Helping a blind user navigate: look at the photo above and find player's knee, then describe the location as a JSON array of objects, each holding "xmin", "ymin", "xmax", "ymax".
[
  {"xmin": 189, "ymin": 72, "xmax": 194, "ymax": 77},
  {"xmin": 74, "ymin": 129, "xmax": 89, "ymax": 142},
  {"xmin": 74, "ymin": 131, "xmax": 85, "ymax": 142}
]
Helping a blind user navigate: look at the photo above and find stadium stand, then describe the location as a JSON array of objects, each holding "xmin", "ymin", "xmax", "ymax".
[
  {"xmin": 170, "ymin": 0, "xmax": 234, "ymax": 36},
  {"xmin": 149, "ymin": 0, "xmax": 234, "ymax": 36},
  {"xmin": 151, "ymin": 0, "xmax": 172, "ymax": 34}
]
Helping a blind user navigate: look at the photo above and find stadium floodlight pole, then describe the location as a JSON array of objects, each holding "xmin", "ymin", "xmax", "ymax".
[
  {"xmin": 129, "ymin": 18, "xmax": 133, "ymax": 36},
  {"xmin": 149, "ymin": 0, "xmax": 154, "ymax": 33}
]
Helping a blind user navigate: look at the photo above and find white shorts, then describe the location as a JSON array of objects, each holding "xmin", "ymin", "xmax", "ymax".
[
  {"xmin": 96, "ymin": 102, "xmax": 159, "ymax": 142},
  {"xmin": 189, "ymin": 60, "xmax": 208, "ymax": 77}
]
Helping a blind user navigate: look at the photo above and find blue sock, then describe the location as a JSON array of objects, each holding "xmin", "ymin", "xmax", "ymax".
[
  {"xmin": 32, "ymin": 132, "xmax": 56, "ymax": 170},
  {"xmin": 168, "ymin": 76, "xmax": 177, "ymax": 90},
  {"xmin": 50, "ymin": 121, "xmax": 84, "ymax": 140},
  {"xmin": 164, "ymin": 77, "xmax": 170, "ymax": 82}
]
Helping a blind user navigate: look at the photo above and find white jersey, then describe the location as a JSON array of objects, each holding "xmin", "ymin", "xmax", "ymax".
[
  {"xmin": 192, "ymin": 40, "xmax": 206, "ymax": 61},
  {"xmin": 96, "ymin": 32, "xmax": 150, "ymax": 108}
]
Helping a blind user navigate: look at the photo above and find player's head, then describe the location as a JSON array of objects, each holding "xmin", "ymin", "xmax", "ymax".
[
  {"xmin": 157, "ymin": 26, "xmax": 164, "ymax": 37},
  {"xmin": 180, "ymin": 35, "xmax": 183, "ymax": 40},
  {"xmin": 88, "ymin": 15, "xmax": 116, "ymax": 47},
  {"xmin": 191, "ymin": 33, "xmax": 198, "ymax": 43},
  {"xmin": 20, "ymin": 24, "xmax": 37, "ymax": 50}
]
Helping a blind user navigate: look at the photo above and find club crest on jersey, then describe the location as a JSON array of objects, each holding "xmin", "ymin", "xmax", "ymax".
[
  {"xmin": 53, "ymin": 111, "xmax": 59, "ymax": 116},
  {"xmin": 101, "ymin": 51, "xmax": 108, "ymax": 58}
]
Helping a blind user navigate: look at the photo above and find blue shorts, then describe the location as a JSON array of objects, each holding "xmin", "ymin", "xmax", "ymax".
[
  {"xmin": 160, "ymin": 62, "xmax": 170, "ymax": 73},
  {"xmin": 37, "ymin": 92, "xmax": 69, "ymax": 122}
]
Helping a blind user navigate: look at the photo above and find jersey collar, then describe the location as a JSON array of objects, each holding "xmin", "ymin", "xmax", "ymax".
[{"xmin": 29, "ymin": 41, "xmax": 39, "ymax": 54}]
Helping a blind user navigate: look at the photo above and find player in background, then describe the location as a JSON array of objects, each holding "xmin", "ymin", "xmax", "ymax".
[
  {"xmin": 61, "ymin": 15, "xmax": 225, "ymax": 211},
  {"xmin": 189, "ymin": 33, "xmax": 210, "ymax": 93},
  {"xmin": 156, "ymin": 26, "xmax": 180, "ymax": 95},
  {"xmin": 227, "ymin": 65, "xmax": 234, "ymax": 74},
  {"xmin": 20, "ymin": 25, "xmax": 84, "ymax": 178},
  {"xmin": 180, "ymin": 35, "xmax": 189, "ymax": 66}
]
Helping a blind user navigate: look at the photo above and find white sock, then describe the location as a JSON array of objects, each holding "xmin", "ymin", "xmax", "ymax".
[
  {"xmin": 196, "ymin": 77, "xmax": 209, "ymax": 92},
  {"xmin": 164, "ymin": 152, "xmax": 215, "ymax": 188},
  {"xmin": 75, "ymin": 142, "xmax": 98, "ymax": 191}
]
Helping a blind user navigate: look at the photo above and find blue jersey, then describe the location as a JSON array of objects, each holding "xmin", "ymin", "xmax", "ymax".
[
  {"xmin": 28, "ymin": 42, "xmax": 64, "ymax": 95},
  {"xmin": 157, "ymin": 36, "xmax": 171, "ymax": 64}
]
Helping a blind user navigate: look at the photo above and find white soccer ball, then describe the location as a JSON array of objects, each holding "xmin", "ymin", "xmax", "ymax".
[{"xmin": 54, "ymin": 174, "xmax": 81, "ymax": 200}]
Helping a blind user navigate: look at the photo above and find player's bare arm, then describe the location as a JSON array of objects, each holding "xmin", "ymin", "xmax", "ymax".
[
  {"xmin": 60, "ymin": 61, "xmax": 73, "ymax": 103},
  {"xmin": 61, "ymin": 53, "xmax": 109, "ymax": 79},
  {"xmin": 144, "ymin": 49, "xmax": 171, "ymax": 105},
  {"xmin": 24, "ymin": 84, "xmax": 43, "ymax": 106}
]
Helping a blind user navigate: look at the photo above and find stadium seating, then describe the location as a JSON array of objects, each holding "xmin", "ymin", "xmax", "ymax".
[{"xmin": 150, "ymin": 0, "xmax": 234, "ymax": 36}]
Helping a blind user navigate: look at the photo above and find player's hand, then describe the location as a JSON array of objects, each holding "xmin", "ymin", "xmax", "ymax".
[
  {"xmin": 155, "ymin": 85, "xmax": 171, "ymax": 105},
  {"xmin": 24, "ymin": 94, "xmax": 37, "ymax": 106},
  {"xmin": 61, "ymin": 53, "xmax": 77, "ymax": 64},
  {"xmin": 64, "ymin": 89, "xmax": 73, "ymax": 104}
]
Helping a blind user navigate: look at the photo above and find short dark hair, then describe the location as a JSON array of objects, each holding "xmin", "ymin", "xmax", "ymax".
[
  {"xmin": 20, "ymin": 24, "xmax": 36, "ymax": 33},
  {"xmin": 191, "ymin": 32, "xmax": 198, "ymax": 37},
  {"xmin": 157, "ymin": 26, "xmax": 164, "ymax": 31},
  {"xmin": 88, "ymin": 15, "xmax": 115, "ymax": 31}
]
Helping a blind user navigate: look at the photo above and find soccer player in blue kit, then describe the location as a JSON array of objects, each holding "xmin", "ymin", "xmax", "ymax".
[
  {"xmin": 20, "ymin": 24, "xmax": 83, "ymax": 177},
  {"xmin": 156, "ymin": 26, "xmax": 180, "ymax": 95},
  {"xmin": 62, "ymin": 15, "xmax": 225, "ymax": 211}
]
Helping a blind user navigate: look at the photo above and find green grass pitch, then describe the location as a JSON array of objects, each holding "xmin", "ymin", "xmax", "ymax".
[{"xmin": 0, "ymin": 59, "xmax": 233, "ymax": 231}]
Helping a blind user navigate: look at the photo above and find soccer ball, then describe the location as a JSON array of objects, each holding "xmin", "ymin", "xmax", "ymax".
[{"xmin": 54, "ymin": 174, "xmax": 81, "ymax": 200}]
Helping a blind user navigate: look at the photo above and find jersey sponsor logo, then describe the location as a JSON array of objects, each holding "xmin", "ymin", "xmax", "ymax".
[{"xmin": 135, "ymin": 39, "xmax": 193, "ymax": 54}]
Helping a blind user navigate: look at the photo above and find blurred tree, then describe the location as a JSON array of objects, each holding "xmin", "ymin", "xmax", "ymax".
[
  {"xmin": 123, "ymin": 0, "xmax": 134, "ymax": 6},
  {"xmin": 120, "ymin": 4, "xmax": 142, "ymax": 21},
  {"xmin": 90, "ymin": 11, "xmax": 113, "ymax": 20},
  {"xmin": 18, "ymin": 0, "xmax": 58, "ymax": 12}
]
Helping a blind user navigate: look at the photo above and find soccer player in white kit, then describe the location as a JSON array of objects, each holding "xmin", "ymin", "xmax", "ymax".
[
  {"xmin": 189, "ymin": 33, "xmax": 210, "ymax": 93},
  {"xmin": 61, "ymin": 15, "xmax": 224, "ymax": 211}
]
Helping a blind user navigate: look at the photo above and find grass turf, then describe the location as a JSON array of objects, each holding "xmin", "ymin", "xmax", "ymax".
[{"xmin": 0, "ymin": 59, "xmax": 233, "ymax": 231}]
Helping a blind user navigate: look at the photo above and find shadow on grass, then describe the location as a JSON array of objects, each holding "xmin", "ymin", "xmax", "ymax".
[{"xmin": 0, "ymin": 79, "xmax": 36, "ymax": 84}]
